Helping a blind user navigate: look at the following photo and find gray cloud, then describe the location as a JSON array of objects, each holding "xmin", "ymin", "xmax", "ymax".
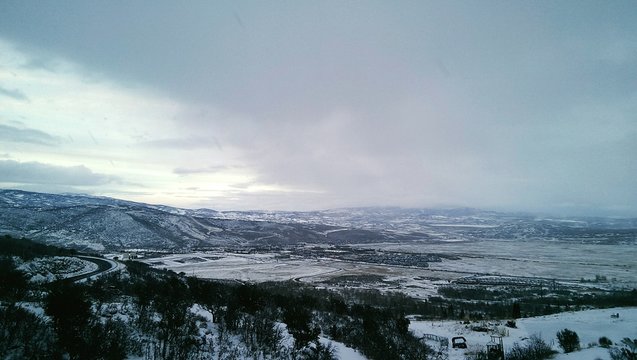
[
  {"xmin": 1, "ymin": 2, "xmax": 636, "ymax": 215},
  {"xmin": 229, "ymin": 182, "xmax": 255, "ymax": 190},
  {"xmin": 0, "ymin": 160, "xmax": 118, "ymax": 186},
  {"xmin": 21, "ymin": 56, "xmax": 59, "ymax": 72},
  {"xmin": 139, "ymin": 136, "xmax": 222, "ymax": 150},
  {"xmin": 0, "ymin": 86, "xmax": 29, "ymax": 101},
  {"xmin": 173, "ymin": 165, "xmax": 228, "ymax": 175},
  {"xmin": 0, "ymin": 124, "xmax": 61, "ymax": 146}
]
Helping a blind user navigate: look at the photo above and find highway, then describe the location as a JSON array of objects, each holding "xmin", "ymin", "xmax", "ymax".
[{"xmin": 62, "ymin": 256, "xmax": 119, "ymax": 283}]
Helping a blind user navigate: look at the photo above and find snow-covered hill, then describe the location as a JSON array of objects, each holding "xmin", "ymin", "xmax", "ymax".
[
  {"xmin": 0, "ymin": 190, "xmax": 416, "ymax": 251},
  {"xmin": 1, "ymin": 189, "xmax": 636, "ymax": 252},
  {"xmin": 410, "ymin": 307, "xmax": 637, "ymax": 360}
]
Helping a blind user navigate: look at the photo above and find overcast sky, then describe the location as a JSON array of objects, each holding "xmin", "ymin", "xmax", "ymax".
[{"xmin": 0, "ymin": 1, "xmax": 636, "ymax": 216}]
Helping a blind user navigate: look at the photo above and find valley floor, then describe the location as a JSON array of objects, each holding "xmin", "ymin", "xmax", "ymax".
[{"xmin": 138, "ymin": 236, "xmax": 637, "ymax": 301}]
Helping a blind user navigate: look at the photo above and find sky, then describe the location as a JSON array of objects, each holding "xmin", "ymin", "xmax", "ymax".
[{"xmin": 0, "ymin": 1, "xmax": 636, "ymax": 216}]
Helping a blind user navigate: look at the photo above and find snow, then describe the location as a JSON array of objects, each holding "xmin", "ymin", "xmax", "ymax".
[
  {"xmin": 143, "ymin": 252, "xmax": 342, "ymax": 282},
  {"xmin": 430, "ymin": 224, "xmax": 499, "ymax": 228},
  {"xmin": 518, "ymin": 307, "xmax": 637, "ymax": 352},
  {"xmin": 409, "ymin": 307, "xmax": 637, "ymax": 360},
  {"xmin": 357, "ymin": 239, "xmax": 637, "ymax": 288},
  {"xmin": 552, "ymin": 347, "xmax": 610, "ymax": 360},
  {"xmin": 141, "ymin": 242, "xmax": 635, "ymax": 301},
  {"xmin": 96, "ymin": 302, "xmax": 135, "ymax": 323},
  {"xmin": 17, "ymin": 256, "xmax": 98, "ymax": 283},
  {"xmin": 190, "ymin": 303, "xmax": 214, "ymax": 323},
  {"xmin": 276, "ymin": 322, "xmax": 295, "ymax": 349},
  {"xmin": 17, "ymin": 302, "xmax": 46, "ymax": 317},
  {"xmin": 319, "ymin": 336, "xmax": 367, "ymax": 360},
  {"xmin": 187, "ymin": 303, "xmax": 369, "ymax": 359}
]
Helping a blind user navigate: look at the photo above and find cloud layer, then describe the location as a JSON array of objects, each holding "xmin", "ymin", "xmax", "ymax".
[
  {"xmin": 0, "ymin": 86, "xmax": 29, "ymax": 101},
  {"xmin": 0, "ymin": 124, "xmax": 60, "ymax": 146},
  {"xmin": 0, "ymin": 160, "xmax": 117, "ymax": 186},
  {"xmin": 0, "ymin": 1, "xmax": 636, "ymax": 215}
]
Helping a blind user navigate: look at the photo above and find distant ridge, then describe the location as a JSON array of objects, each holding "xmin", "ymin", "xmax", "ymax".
[
  {"xmin": 1, "ymin": 189, "xmax": 635, "ymax": 252},
  {"xmin": 0, "ymin": 189, "xmax": 416, "ymax": 251}
]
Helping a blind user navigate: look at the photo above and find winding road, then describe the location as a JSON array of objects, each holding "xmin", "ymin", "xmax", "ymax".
[{"xmin": 62, "ymin": 256, "xmax": 120, "ymax": 283}]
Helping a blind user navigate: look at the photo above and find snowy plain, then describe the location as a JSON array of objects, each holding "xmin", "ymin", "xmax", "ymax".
[{"xmin": 141, "ymin": 235, "xmax": 637, "ymax": 301}]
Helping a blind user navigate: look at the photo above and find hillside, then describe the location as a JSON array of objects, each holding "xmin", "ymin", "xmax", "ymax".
[
  {"xmin": 0, "ymin": 190, "xmax": 413, "ymax": 251},
  {"xmin": 1, "ymin": 189, "xmax": 636, "ymax": 252}
]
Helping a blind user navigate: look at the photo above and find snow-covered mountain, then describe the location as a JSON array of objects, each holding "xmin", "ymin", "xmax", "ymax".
[
  {"xmin": 0, "ymin": 190, "xmax": 415, "ymax": 251},
  {"xmin": 1, "ymin": 189, "xmax": 635, "ymax": 251}
]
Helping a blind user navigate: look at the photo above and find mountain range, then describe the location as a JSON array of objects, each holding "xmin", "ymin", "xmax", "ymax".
[{"xmin": 1, "ymin": 189, "xmax": 635, "ymax": 252}]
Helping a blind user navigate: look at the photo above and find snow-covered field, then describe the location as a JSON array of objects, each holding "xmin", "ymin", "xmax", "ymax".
[
  {"xmin": 141, "ymin": 251, "xmax": 451, "ymax": 300},
  {"xmin": 409, "ymin": 307, "xmax": 637, "ymax": 360},
  {"xmin": 143, "ymin": 252, "xmax": 343, "ymax": 282},
  {"xmin": 319, "ymin": 337, "xmax": 366, "ymax": 360},
  {"xmin": 141, "ymin": 237, "xmax": 636, "ymax": 300},
  {"xmin": 356, "ymin": 239, "xmax": 637, "ymax": 288}
]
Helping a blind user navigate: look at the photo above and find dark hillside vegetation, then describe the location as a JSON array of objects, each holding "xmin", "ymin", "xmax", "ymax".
[
  {"xmin": 435, "ymin": 283, "xmax": 637, "ymax": 320},
  {"xmin": 0, "ymin": 234, "xmax": 76, "ymax": 259},
  {"xmin": 1, "ymin": 235, "xmax": 635, "ymax": 359},
  {"xmin": 0, "ymin": 235, "xmax": 431, "ymax": 359}
]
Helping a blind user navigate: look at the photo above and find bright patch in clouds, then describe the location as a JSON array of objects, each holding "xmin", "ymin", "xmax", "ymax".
[{"xmin": 0, "ymin": 39, "xmax": 300, "ymax": 208}]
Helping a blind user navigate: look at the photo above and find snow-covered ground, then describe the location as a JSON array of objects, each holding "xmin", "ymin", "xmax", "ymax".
[
  {"xmin": 143, "ymin": 252, "xmax": 343, "ymax": 282},
  {"xmin": 319, "ymin": 337, "xmax": 367, "ymax": 360},
  {"xmin": 17, "ymin": 256, "xmax": 98, "ymax": 283},
  {"xmin": 185, "ymin": 303, "xmax": 370, "ymax": 360},
  {"xmin": 409, "ymin": 307, "xmax": 637, "ymax": 360},
  {"xmin": 142, "ymin": 251, "xmax": 454, "ymax": 301},
  {"xmin": 141, "ymin": 243, "xmax": 635, "ymax": 303},
  {"xmin": 356, "ymin": 239, "xmax": 637, "ymax": 288}
]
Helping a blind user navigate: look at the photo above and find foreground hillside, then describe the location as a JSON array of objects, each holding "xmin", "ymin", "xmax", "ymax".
[
  {"xmin": 2, "ymin": 235, "xmax": 636, "ymax": 360},
  {"xmin": 1, "ymin": 236, "xmax": 430, "ymax": 359}
]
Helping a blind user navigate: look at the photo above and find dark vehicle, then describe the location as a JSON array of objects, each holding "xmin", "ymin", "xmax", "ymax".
[{"xmin": 452, "ymin": 336, "xmax": 467, "ymax": 349}]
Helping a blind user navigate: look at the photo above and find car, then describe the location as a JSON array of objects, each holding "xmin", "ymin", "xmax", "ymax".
[{"xmin": 452, "ymin": 336, "xmax": 467, "ymax": 349}]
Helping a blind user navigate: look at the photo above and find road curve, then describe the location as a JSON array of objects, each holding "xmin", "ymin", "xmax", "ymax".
[{"xmin": 62, "ymin": 256, "xmax": 119, "ymax": 283}]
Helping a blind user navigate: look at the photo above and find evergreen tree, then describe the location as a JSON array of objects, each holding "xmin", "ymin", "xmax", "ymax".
[
  {"xmin": 512, "ymin": 302, "xmax": 521, "ymax": 319},
  {"xmin": 45, "ymin": 282, "xmax": 92, "ymax": 359}
]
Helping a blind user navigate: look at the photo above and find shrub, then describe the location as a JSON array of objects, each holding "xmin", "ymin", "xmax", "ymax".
[
  {"xmin": 609, "ymin": 338, "xmax": 637, "ymax": 360},
  {"xmin": 466, "ymin": 335, "xmax": 555, "ymax": 360},
  {"xmin": 45, "ymin": 282, "xmax": 93, "ymax": 358},
  {"xmin": 300, "ymin": 340, "xmax": 337, "ymax": 360},
  {"xmin": 512, "ymin": 302, "xmax": 521, "ymax": 319},
  {"xmin": 0, "ymin": 257, "xmax": 28, "ymax": 300},
  {"xmin": 557, "ymin": 328, "xmax": 580, "ymax": 353},
  {"xmin": 464, "ymin": 350, "xmax": 488, "ymax": 360},
  {"xmin": 0, "ymin": 305, "xmax": 56, "ymax": 358},
  {"xmin": 507, "ymin": 334, "xmax": 556, "ymax": 360},
  {"xmin": 599, "ymin": 337, "xmax": 613, "ymax": 348}
]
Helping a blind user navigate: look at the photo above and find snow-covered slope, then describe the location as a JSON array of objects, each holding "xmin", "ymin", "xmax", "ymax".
[
  {"xmin": 2, "ymin": 189, "xmax": 636, "ymax": 252},
  {"xmin": 410, "ymin": 307, "xmax": 637, "ymax": 360},
  {"xmin": 0, "ymin": 190, "xmax": 416, "ymax": 251}
]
